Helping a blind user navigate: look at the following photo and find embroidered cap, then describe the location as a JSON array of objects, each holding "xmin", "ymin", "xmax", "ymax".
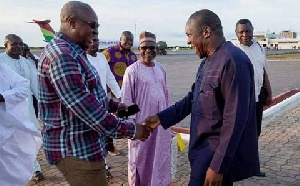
[{"xmin": 139, "ymin": 31, "xmax": 156, "ymax": 47}]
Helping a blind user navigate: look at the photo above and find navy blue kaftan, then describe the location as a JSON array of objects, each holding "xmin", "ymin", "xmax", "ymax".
[{"xmin": 157, "ymin": 41, "xmax": 259, "ymax": 184}]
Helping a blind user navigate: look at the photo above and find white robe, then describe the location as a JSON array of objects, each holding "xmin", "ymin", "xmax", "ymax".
[
  {"xmin": 87, "ymin": 52, "xmax": 121, "ymax": 98},
  {"xmin": 0, "ymin": 52, "xmax": 39, "ymax": 128},
  {"xmin": 0, "ymin": 63, "xmax": 42, "ymax": 186}
]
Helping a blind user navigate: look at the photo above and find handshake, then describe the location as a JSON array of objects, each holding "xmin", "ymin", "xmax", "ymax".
[
  {"xmin": 115, "ymin": 103, "xmax": 160, "ymax": 142},
  {"xmin": 134, "ymin": 115, "xmax": 161, "ymax": 142}
]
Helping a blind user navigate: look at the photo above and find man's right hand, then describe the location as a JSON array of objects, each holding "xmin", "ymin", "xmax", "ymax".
[
  {"xmin": 143, "ymin": 115, "xmax": 161, "ymax": 131},
  {"xmin": 134, "ymin": 123, "xmax": 150, "ymax": 142},
  {"xmin": 204, "ymin": 168, "xmax": 223, "ymax": 186}
]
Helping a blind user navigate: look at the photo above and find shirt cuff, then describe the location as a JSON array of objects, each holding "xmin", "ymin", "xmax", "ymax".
[
  {"xmin": 108, "ymin": 98, "xmax": 119, "ymax": 113},
  {"xmin": 124, "ymin": 120, "xmax": 136, "ymax": 139},
  {"xmin": 157, "ymin": 108, "xmax": 174, "ymax": 129},
  {"xmin": 113, "ymin": 90, "xmax": 122, "ymax": 99},
  {"xmin": 210, "ymin": 152, "xmax": 232, "ymax": 174}
]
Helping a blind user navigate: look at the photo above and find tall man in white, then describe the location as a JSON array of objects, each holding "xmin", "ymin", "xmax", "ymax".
[
  {"xmin": 0, "ymin": 62, "xmax": 41, "ymax": 185},
  {"xmin": 0, "ymin": 34, "xmax": 44, "ymax": 181},
  {"xmin": 235, "ymin": 19, "xmax": 272, "ymax": 177}
]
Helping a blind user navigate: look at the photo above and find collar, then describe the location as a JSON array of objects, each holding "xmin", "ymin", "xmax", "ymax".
[
  {"xmin": 117, "ymin": 44, "xmax": 132, "ymax": 54},
  {"xmin": 238, "ymin": 38, "xmax": 257, "ymax": 48},
  {"xmin": 5, "ymin": 52, "xmax": 20, "ymax": 60},
  {"xmin": 55, "ymin": 32, "xmax": 85, "ymax": 55}
]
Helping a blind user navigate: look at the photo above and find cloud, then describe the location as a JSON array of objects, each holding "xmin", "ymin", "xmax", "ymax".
[{"xmin": 1, "ymin": 0, "xmax": 300, "ymax": 47}]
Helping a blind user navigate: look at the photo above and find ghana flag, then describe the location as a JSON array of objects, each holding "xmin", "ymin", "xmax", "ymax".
[{"xmin": 32, "ymin": 20, "xmax": 55, "ymax": 42}]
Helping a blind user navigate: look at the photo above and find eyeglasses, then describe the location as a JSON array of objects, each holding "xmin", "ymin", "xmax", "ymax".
[
  {"xmin": 77, "ymin": 18, "xmax": 99, "ymax": 29},
  {"xmin": 140, "ymin": 46, "xmax": 156, "ymax": 51}
]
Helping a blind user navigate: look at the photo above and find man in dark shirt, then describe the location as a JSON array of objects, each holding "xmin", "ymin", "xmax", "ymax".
[{"xmin": 145, "ymin": 9, "xmax": 259, "ymax": 186}]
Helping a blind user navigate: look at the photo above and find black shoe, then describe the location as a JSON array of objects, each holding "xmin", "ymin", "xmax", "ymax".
[
  {"xmin": 255, "ymin": 171, "xmax": 266, "ymax": 177},
  {"xmin": 33, "ymin": 171, "xmax": 45, "ymax": 182},
  {"xmin": 106, "ymin": 168, "xmax": 113, "ymax": 180}
]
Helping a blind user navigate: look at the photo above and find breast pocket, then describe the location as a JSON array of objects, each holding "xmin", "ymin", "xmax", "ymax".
[{"xmin": 194, "ymin": 81, "xmax": 218, "ymax": 119}]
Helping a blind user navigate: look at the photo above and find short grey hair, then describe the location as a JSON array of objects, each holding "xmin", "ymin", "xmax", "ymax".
[
  {"xmin": 60, "ymin": 1, "xmax": 93, "ymax": 22},
  {"xmin": 121, "ymin": 31, "xmax": 133, "ymax": 38},
  {"xmin": 188, "ymin": 9, "xmax": 223, "ymax": 36},
  {"xmin": 236, "ymin": 19, "xmax": 253, "ymax": 29},
  {"xmin": 4, "ymin": 34, "xmax": 22, "ymax": 45}
]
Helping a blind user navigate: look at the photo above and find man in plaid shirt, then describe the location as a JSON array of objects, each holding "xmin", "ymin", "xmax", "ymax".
[{"xmin": 38, "ymin": 1, "xmax": 149, "ymax": 185}]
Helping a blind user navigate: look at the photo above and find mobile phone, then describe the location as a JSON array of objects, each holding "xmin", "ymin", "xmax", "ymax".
[{"xmin": 117, "ymin": 104, "xmax": 140, "ymax": 118}]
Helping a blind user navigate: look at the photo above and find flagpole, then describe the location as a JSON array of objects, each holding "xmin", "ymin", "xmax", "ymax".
[{"xmin": 135, "ymin": 23, "xmax": 137, "ymax": 39}]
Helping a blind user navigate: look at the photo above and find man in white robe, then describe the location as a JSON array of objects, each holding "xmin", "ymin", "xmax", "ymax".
[
  {"xmin": 0, "ymin": 62, "xmax": 41, "ymax": 186},
  {"xmin": 0, "ymin": 34, "xmax": 44, "ymax": 181}
]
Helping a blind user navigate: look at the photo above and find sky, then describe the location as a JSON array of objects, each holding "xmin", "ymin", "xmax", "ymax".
[{"xmin": 0, "ymin": 0, "xmax": 299, "ymax": 47}]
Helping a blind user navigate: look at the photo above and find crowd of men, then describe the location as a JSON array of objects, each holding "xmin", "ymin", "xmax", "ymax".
[{"xmin": 0, "ymin": 1, "xmax": 272, "ymax": 186}]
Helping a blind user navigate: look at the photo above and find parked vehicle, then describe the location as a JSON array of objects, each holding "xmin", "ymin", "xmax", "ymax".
[{"xmin": 157, "ymin": 41, "xmax": 167, "ymax": 55}]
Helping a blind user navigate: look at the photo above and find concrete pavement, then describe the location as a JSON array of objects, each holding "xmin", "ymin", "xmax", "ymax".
[
  {"xmin": 28, "ymin": 102, "xmax": 300, "ymax": 186},
  {"xmin": 236, "ymin": 103, "xmax": 300, "ymax": 186}
]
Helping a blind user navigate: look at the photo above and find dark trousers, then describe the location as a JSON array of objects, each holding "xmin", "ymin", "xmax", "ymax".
[{"xmin": 256, "ymin": 90, "xmax": 264, "ymax": 137}]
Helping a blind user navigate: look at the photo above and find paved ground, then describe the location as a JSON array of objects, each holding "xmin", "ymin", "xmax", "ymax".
[{"xmin": 28, "ymin": 103, "xmax": 300, "ymax": 186}]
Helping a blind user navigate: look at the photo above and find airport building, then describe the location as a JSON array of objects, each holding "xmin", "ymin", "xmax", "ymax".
[{"xmin": 231, "ymin": 30, "xmax": 300, "ymax": 49}]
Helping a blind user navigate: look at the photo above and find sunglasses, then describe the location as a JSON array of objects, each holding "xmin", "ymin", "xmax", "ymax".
[
  {"xmin": 77, "ymin": 18, "xmax": 99, "ymax": 29},
  {"xmin": 140, "ymin": 46, "xmax": 156, "ymax": 51}
]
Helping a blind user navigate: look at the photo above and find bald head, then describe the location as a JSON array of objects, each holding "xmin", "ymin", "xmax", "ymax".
[
  {"xmin": 60, "ymin": 1, "xmax": 94, "ymax": 22},
  {"xmin": 120, "ymin": 31, "xmax": 134, "ymax": 51},
  {"xmin": 121, "ymin": 31, "xmax": 133, "ymax": 38},
  {"xmin": 59, "ymin": 1, "xmax": 98, "ymax": 50},
  {"xmin": 187, "ymin": 9, "xmax": 223, "ymax": 37}
]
